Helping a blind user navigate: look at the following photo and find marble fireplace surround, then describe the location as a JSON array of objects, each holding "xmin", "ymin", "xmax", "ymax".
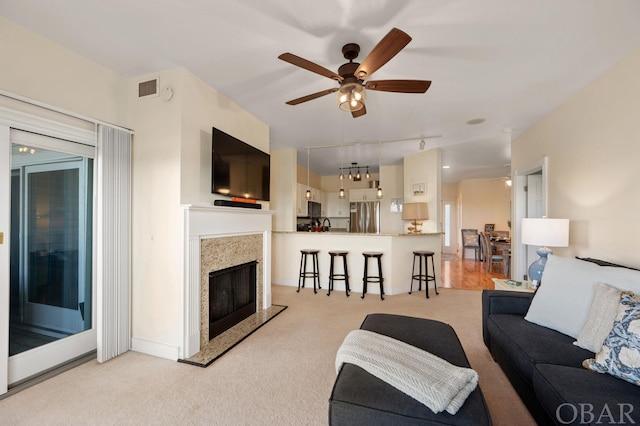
[
  {"xmin": 182, "ymin": 205, "xmax": 273, "ymax": 359},
  {"xmin": 200, "ymin": 234, "xmax": 263, "ymax": 347}
]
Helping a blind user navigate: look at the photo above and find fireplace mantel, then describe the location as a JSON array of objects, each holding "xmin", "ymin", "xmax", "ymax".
[{"xmin": 182, "ymin": 204, "xmax": 273, "ymax": 359}]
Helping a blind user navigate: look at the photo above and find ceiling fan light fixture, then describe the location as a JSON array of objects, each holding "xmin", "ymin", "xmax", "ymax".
[{"xmin": 337, "ymin": 82, "xmax": 366, "ymax": 112}]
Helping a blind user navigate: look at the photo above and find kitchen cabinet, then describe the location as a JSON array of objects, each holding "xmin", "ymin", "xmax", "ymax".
[
  {"xmin": 326, "ymin": 192, "xmax": 349, "ymax": 217},
  {"xmin": 349, "ymin": 188, "xmax": 379, "ymax": 202}
]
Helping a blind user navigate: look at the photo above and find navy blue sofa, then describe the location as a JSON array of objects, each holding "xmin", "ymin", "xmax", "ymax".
[{"xmin": 482, "ymin": 290, "xmax": 640, "ymax": 425}]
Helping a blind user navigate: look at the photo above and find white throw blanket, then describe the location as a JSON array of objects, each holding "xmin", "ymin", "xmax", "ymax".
[{"xmin": 335, "ymin": 329, "xmax": 478, "ymax": 415}]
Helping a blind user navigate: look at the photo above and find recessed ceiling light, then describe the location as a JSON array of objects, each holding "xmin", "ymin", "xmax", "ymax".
[
  {"xmin": 466, "ymin": 118, "xmax": 486, "ymax": 125},
  {"xmin": 442, "ymin": 165, "xmax": 450, "ymax": 169}
]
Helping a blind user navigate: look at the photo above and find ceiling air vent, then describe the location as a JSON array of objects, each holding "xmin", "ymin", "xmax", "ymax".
[{"xmin": 138, "ymin": 78, "xmax": 159, "ymax": 98}]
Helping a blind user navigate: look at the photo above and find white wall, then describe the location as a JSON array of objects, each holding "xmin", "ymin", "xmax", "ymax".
[
  {"xmin": 379, "ymin": 165, "xmax": 404, "ymax": 235},
  {"xmin": 403, "ymin": 148, "xmax": 441, "ymax": 233},
  {"xmin": 127, "ymin": 69, "xmax": 183, "ymax": 353},
  {"xmin": 512, "ymin": 46, "xmax": 640, "ymax": 268},
  {"xmin": 270, "ymin": 148, "xmax": 297, "ymax": 232},
  {"xmin": 458, "ymin": 178, "xmax": 511, "ymax": 258},
  {"xmin": 0, "ymin": 16, "xmax": 127, "ymax": 126},
  {"xmin": 127, "ymin": 67, "xmax": 269, "ymax": 358}
]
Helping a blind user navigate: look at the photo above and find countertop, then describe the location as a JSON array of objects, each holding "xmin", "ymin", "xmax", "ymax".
[{"xmin": 274, "ymin": 230, "xmax": 442, "ymax": 237}]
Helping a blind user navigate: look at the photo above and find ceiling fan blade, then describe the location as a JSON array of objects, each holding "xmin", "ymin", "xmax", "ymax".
[
  {"xmin": 354, "ymin": 28, "xmax": 412, "ymax": 79},
  {"xmin": 285, "ymin": 88, "xmax": 338, "ymax": 105},
  {"xmin": 278, "ymin": 53, "xmax": 343, "ymax": 82},
  {"xmin": 352, "ymin": 105, "xmax": 367, "ymax": 118},
  {"xmin": 365, "ymin": 79, "xmax": 431, "ymax": 93}
]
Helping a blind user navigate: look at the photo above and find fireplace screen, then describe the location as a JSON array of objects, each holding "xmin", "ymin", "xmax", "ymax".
[{"xmin": 209, "ymin": 261, "xmax": 257, "ymax": 340}]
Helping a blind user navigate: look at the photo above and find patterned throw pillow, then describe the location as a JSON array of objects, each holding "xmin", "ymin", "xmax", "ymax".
[{"xmin": 584, "ymin": 293, "xmax": 640, "ymax": 386}]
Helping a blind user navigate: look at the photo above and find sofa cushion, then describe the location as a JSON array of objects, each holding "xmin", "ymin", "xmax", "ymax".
[
  {"xmin": 585, "ymin": 293, "xmax": 640, "ymax": 386},
  {"xmin": 525, "ymin": 255, "xmax": 640, "ymax": 339},
  {"xmin": 533, "ymin": 364, "xmax": 640, "ymax": 425},
  {"xmin": 487, "ymin": 314, "xmax": 593, "ymax": 383}
]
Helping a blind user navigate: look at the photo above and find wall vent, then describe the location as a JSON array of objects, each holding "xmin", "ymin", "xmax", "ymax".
[{"xmin": 138, "ymin": 78, "xmax": 159, "ymax": 98}]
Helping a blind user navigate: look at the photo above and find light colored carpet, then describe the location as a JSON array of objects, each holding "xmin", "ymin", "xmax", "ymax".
[{"xmin": 0, "ymin": 285, "xmax": 535, "ymax": 425}]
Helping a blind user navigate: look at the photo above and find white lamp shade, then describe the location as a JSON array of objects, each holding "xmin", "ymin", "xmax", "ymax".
[{"xmin": 521, "ymin": 218, "xmax": 569, "ymax": 247}]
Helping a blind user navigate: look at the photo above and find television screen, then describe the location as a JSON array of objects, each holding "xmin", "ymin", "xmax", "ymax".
[{"xmin": 212, "ymin": 128, "xmax": 270, "ymax": 201}]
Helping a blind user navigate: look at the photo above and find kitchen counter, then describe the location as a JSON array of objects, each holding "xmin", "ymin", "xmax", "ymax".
[
  {"xmin": 281, "ymin": 231, "xmax": 442, "ymax": 237},
  {"xmin": 272, "ymin": 231, "xmax": 442, "ymax": 296}
]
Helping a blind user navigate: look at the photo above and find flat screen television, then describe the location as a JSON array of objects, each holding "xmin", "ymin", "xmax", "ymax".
[{"xmin": 211, "ymin": 127, "xmax": 270, "ymax": 201}]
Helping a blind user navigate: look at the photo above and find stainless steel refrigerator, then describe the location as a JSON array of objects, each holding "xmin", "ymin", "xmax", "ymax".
[{"xmin": 349, "ymin": 201, "xmax": 380, "ymax": 233}]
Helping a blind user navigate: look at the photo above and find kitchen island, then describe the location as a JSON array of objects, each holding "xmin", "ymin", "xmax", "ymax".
[{"xmin": 272, "ymin": 231, "xmax": 442, "ymax": 296}]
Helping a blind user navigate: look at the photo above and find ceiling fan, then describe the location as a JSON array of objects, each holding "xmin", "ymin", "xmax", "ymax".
[{"xmin": 278, "ymin": 28, "xmax": 431, "ymax": 118}]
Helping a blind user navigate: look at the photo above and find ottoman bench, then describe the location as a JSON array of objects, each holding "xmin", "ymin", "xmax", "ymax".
[{"xmin": 329, "ymin": 313, "xmax": 492, "ymax": 425}]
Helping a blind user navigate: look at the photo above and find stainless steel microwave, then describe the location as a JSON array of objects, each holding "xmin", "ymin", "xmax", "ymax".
[{"xmin": 308, "ymin": 201, "xmax": 321, "ymax": 218}]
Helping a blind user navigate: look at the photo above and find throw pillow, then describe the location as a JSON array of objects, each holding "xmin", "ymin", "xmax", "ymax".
[
  {"xmin": 583, "ymin": 293, "xmax": 640, "ymax": 386},
  {"xmin": 524, "ymin": 255, "xmax": 640, "ymax": 339},
  {"xmin": 573, "ymin": 283, "xmax": 621, "ymax": 352}
]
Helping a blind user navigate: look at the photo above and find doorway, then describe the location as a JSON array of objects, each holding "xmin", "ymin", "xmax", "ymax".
[
  {"xmin": 513, "ymin": 157, "xmax": 547, "ymax": 280},
  {"xmin": 441, "ymin": 199, "xmax": 457, "ymax": 255}
]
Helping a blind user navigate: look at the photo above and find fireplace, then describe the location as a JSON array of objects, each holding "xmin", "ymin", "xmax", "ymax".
[
  {"xmin": 182, "ymin": 205, "xmax": 273, "ymax": 359},
  {"xmin": 209, "ymin": 261, "xmax": 257, "ymax": 340}
]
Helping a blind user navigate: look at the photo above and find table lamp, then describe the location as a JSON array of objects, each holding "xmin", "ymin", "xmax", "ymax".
[
  {"xmin": 521, "ymin": 217, "xmax": 569, "ymax": 285},
  {"xmin": 402, "ymin": 202, "xmax": 428, "ymax": 234}
]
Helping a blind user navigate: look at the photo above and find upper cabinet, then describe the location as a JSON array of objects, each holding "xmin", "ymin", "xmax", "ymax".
[
  {"xmin": 326, "ymin": 192, "xmax": 349, "ymax": 217},
  {"xmin": 349, "ymin": 188, "xmax": 379, "ymax": 202}
]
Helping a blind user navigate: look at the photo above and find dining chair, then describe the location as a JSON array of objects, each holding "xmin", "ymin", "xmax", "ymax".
[
  {"xmin": 461, "ymin": 229, "xmax": 481, "ymax": 261},
  {"xmin": 480, "ymin": 232, "xmax": 503, "ymax": 273},
  {"xmin": 502, "ymin": 248, "xmax": 511, "ymax": 278}
]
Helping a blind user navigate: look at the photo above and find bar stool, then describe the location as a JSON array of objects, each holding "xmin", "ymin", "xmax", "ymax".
[
  {"xmin": 361, "ymin": 252, "xmax": 384, "ymax": 301},
  {"xmin": 298, "ymin": 249, "xmax": 320, "ymax": 294},
  {"xmin": 409, "ymin": 250, "xmax": 438, "ymax": 299},
  {"xmin": 327, "ymin": 251, "xmax": 350, "ymax": 297}
]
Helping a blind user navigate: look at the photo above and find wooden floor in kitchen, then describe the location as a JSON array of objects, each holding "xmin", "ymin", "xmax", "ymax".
[{"xmin": 440, "ymin": 253, "xmax": 508, "ymax": 291}]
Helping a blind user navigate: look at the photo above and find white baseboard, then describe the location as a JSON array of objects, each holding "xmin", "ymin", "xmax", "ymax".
[{"xmin": 130, "ymin": 337, "xmax": 180, "ymax": 361}]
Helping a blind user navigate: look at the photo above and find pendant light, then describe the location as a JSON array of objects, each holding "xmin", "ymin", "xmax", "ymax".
[
  {"xmin": 305, "ymin": 147, "xmax": 311, "ymax": 200},
  {"xmin": 339, "ymin": 146, "xmax": 346, "ymax": 199},
  {"xmin": 376, "ymin": 142, "xmax": 383, "ymax": 199},
  {"xmin": 365, "ymin": 166, "xmax": 370, "ymax": 179}
]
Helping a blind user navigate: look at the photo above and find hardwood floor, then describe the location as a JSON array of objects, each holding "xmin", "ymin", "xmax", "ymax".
[{"xmin": 440, "ymin": 253, "xmax": 508, "ymax": 291}]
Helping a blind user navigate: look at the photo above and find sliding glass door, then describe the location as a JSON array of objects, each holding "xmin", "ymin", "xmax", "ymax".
[
  {"xmin": 8, "ymin": 140, "xmax": 96, "ymax": 383},
  {"xmin": 19, "ymin": 160, "xmax": 92, "ymax": 337}
]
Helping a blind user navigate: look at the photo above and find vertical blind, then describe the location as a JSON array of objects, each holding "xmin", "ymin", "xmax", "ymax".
[{"xmin": 96, "ymin": 125, "xmax": 132, "ymax": 362}]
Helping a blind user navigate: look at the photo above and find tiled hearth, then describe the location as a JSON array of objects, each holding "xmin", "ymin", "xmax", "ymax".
[{"xmin": 180, "ymin": 205, "xmax": 277, "ymax": 363}]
